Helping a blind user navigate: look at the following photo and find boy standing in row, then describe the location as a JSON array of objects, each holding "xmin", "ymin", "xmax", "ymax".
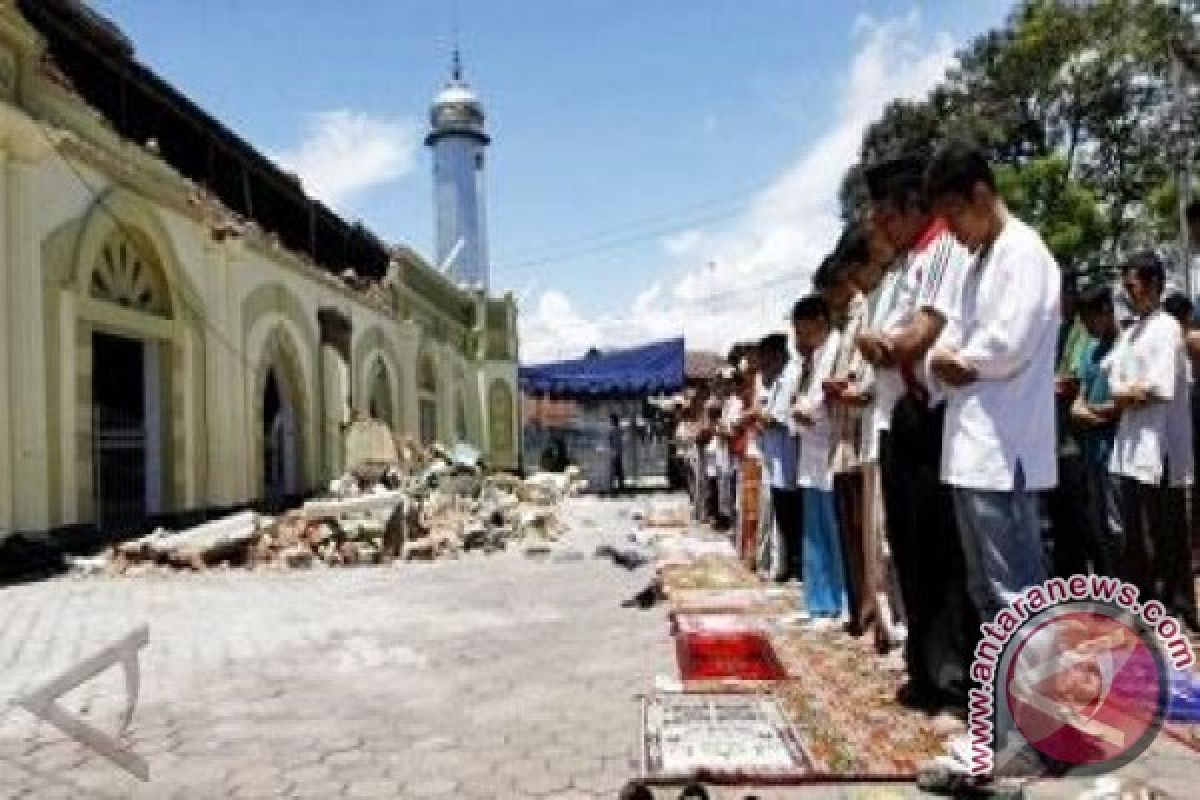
[{"xmin": 792, "ymin": 295, "xmax": 847, "ymax": 625}]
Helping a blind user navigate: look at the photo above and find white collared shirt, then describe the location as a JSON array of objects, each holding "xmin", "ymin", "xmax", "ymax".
[
  {"xmin": 1108, "ymin": 310, "xmax": 1192, "ymax": 487},
  {"xmin": 861, "ymin": 269, "xmax": 901, "ymax": 462},
  {"xmin": 761, "ymin": 359, "xmax": 800, "ymax": 489},
  {"xmin": 795, "ymin": 329, "xmax": 842, "ymax": 491},
  {"xmin": 939, "ymin": 215, "xmax": 1061, "ymax": 492},
  {"xmin": 712, "ymin": 393, "xmax": 743, "ymax": 475}
]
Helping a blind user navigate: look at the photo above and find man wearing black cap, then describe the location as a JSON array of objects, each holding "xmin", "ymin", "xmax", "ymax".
[{"xmin": 854, "ymin": 153, "xmax": 976, "ymax": 713}]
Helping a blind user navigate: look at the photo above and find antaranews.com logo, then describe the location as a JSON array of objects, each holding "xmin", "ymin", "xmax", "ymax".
[{"xmin": 968, "ymin": 574, "xmax": 1195, "ymax": 777}]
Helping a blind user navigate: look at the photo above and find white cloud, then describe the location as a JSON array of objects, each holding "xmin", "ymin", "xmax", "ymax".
[
  {"xmin": 272, "ymin": 110, "xmax": 419, "ymax": 209},
  {"xmin": 519, "ymin": 12, "xmax": 957, "ymax": 362},
  {"xmin": 661, "ymin": 229, "xmax": 705, "ymax": 257}
]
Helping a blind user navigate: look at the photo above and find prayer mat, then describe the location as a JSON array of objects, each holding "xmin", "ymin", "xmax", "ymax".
[
  {"xmin": 667, "ymin": 588, "xmax": 797, "ymax": 616},
  {"xmin": 640, "ymin": 501, "xmax": 691, "ymax": 528},
  {"xmin": 670, "ymin": 613, "xmax": 770, "ymax": 636},
  {"xmin": 640, "ymin": 692, "xmax": 810, "ymax": 784},
  {"xmin": 659, "ymin": 555, "xmax": 762, "ymax": 593},
  {"xmin": 771, "ymin": 628, "xmax": 956, "ymax": 779},
  {"xmin": 675, "ymin": 629, "xmax": 788, "ymax": 682}
]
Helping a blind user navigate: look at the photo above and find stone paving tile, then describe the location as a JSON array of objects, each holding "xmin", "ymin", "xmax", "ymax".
[
  {"xmin": 342, "ymin": 778, "xmax": 405, "ymax": 797},
  {"xmin": 3, "ymin": 495, "xmax": 1196, "ymax": 797}
]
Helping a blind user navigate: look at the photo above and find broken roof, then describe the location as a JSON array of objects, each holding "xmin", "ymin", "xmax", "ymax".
[{"xmin": 20, "ymin": 0, "xmax": 391, "ymax": 279}]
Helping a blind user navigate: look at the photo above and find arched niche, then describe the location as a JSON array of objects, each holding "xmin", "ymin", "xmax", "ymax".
[
  {"xmin": 252, "ymin": 324, "xmax": 310, "ymax": 503},
  {"xmin": 41, "ymin": 187, "xmax": 204, "ymax": 527}
]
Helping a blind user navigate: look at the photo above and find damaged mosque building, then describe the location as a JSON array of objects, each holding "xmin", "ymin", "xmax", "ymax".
[{"xmin": 0, "ymin": 0, "xmax": 520, "ymax": 537}]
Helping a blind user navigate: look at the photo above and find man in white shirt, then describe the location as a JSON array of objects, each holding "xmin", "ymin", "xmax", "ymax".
[
  {"xmin": 792, "ymin": 295, "xmax": 847, "ymax": 622},
  {"xmin": 855, "ymin": 154, "xmax": 975, "ymax": 712},
  {"xmin": 716, "ymin": 372, "xmax": 743, "ymax": 531},
  {"xmin": 752, "ymin": 333, "xmax": 801, "ymax": 582},
  {"xmin": 1160, "ymin": 291, "xmax": 1198, "ymax": 631},
  {"xmin": 817, "ymin": 230, "xmax": 881, "ymax": 642},
  {"xmin": 837, "ymin": 226, "xmax": 908, "ymax": 651},
  {"xmin": 1108, "ymin": 253, "xmax": 1196, "ymax": 630},
  {"xmin": 924, "ymin": 141, "xmax": 1060, "ymax": 627}
]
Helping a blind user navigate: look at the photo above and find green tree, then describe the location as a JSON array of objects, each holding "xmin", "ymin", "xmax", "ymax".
[
  {"xmin": 838, "ymin": 0, "xmax": 1199, "ymax": 269},
  {"xmin": 995, "ymin": 155, "xmax": 1109, "ymax": 278}
]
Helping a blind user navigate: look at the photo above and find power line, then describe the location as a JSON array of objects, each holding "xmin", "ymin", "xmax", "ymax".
[
  {"xmin": 492, "ymin": 178, "xmax": 770, "ymax": 271},
  {"xmin": 493, "ymin": 202, "xmax": 752, "ymax": 278}
]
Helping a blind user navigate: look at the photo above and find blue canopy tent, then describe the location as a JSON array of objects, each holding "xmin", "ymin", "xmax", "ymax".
[
  {"xmin": 518, "ymin": 337, "xmax": 685, "ymax": 397},
  {"xmin": 519, "ymin": 337, "xmax": 685, "ymax": 488}
]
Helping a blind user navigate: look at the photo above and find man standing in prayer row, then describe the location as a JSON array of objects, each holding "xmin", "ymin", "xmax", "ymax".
[
  {"xmin": 1046, "ymin": 282, "xmax": 1092, "ymax": 577},
  {"xmin": 792, "ymin": 295, "xmax": 847, "ymax": 626},
  {"xmin": 1072, "ymin": 285, "xmax": 1124, "ymax": 577},
  {"xmin": 734, "ymin": 349, "xmax": 766, "ymax": 566},
  {"xmin": 850, "ymin": 227, "xmax": 909, "ymax": 649},
  {"xmin": 1107, "ymin": 253, "xmax": 1193, "ymax": 626},
  {"xmin": 754, "ymin": 333, "xmax": 800, "ymax": 582},
  {"xmin": 855, "ymin": 154, "xmax": 975, "ymax": 713},
  {"xmin": 715, "ymin": 372, "xmax": 743, "ymax": 531},
  {"xmin": 924, "ymin": 141, "xmax": 1060, "ymax": 627},
  {"xmin": 1108, "ymin": 267, "xmax": 1195, "ymax": 633},
  {"xmin": 814, "ymin": 231, "xmax": 877, "ymax": 642},
  {"xmin": 1167, "ymin": 285, "xmax": 1200, "ymax": 616}
]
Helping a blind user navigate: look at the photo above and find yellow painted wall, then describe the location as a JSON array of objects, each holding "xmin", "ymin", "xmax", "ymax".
[{"xmin": 0, "ymin": 27, "xmax": 519, "ymax": 534}]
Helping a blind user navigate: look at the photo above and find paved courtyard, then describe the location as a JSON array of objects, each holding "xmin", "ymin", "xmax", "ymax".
[{"xmin": 0, "ymin": 495, "xmax": 1197, "ymax": 799}]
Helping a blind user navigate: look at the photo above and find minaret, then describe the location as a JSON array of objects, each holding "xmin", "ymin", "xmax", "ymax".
[{"xmin": 426, "ymin": 50, "xmax": 491, "ymax": 292}]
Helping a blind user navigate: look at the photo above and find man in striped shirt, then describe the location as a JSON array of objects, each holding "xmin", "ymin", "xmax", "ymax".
[{"xmin": 854, "ymin": 154, "xmax": 976, "ymax": 714}]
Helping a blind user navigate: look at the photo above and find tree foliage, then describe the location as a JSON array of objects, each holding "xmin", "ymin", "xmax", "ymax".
[{"xmin": 840, "ymin": 0, "xmax": 1199, "ymax": 281}]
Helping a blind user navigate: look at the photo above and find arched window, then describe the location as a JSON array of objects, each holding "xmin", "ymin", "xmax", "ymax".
[
  {"xmin": 418, "ymin": 353, "xmax": 438, "ymax": 394},
  {"xmin": 90, "ymin": 233, "xmax": 170, "ymax": 317},
  {"xmin": 367, "ymin": 360, "xmax": 394, "ymax": 427}
]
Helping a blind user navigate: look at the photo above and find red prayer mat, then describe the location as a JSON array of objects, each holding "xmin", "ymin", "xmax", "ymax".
[{"xmin": 676, "ymin": 630, "xmax": 788, "ymax": 682}]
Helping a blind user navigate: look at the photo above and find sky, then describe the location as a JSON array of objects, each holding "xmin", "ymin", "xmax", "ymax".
[{"xmin": 90, "ymin": 0, "xmax": 1015, "ymax": 363}]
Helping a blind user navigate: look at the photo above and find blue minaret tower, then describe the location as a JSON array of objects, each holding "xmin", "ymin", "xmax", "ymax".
[{"xmin": 426, "ymin": 50, "xmax": 491, "ymax": 291}]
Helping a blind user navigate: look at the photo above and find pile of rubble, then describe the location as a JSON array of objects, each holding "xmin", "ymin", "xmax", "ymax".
[{"xmin": 68, "ymin": 419, "xmax": 586, "ymax": 578}]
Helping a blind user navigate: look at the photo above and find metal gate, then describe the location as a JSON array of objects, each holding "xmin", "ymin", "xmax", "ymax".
[{"xmin": 93, "ymin": 408, "xmax": 146, "ymax": 532}]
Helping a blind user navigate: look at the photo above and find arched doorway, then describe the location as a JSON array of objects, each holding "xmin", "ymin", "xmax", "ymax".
[
  {"xmin": 88, "ymin": 232, "xmax": 173, "ymax": 530},
  {"xmin": 254, "ymin": 326, "xmax": 309, "ymax": 506},
  {"xmin": 367, "ymin": 360, "xmax": 394, "ymax": 428},
  {"xmin": 262, "ymin": 368, "xmax": 299, "ymax": 506}
]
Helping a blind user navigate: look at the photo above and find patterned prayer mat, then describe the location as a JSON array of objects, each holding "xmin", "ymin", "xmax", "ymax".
[
  {"xmin": 770, "ymin": 628, "xmax": 957, "ymax": 779},
  {"xmin": 659, "ymin": 555, "xmax": 762, "ymax": 592},
  {"xmin": 666, "ymin": 588, "xmax": 797, "ymax": 616}
]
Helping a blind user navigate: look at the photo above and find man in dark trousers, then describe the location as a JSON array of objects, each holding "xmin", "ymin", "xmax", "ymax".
[{"xmin": 854, "ymin": 154, "xmax": 976, "ymax": 713}]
